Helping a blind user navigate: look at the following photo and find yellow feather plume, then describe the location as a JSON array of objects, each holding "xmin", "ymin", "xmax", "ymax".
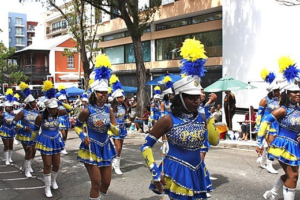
[
  {"xmin": 109, "ymin": 74, "xmax": 119, "ymax": 85},
  {"xmin": 260, "ymin": 68, "xmax": 269, "ymax": 81},
  {"xmin": 6, "ymin": 88, "xmax": 13, "ymax": 96},
  {"xmin": 108, "ymin": 87, "xmax": 112, "ymax": 94},
  {"xmin": 180, "ymin": 37, "xmax": 207, "ymax": 62},
  {"xmin": 88, "ymin": 79, "xmax": 94, "ymax": 88},
  {"xmin": 154, "ymin": 86, "xmax": 161, "ymax": 91},
  {"xmin": 19, "ymin": 82, "xmax": 29, "ymax": 91},
  {"xmin": 278, "ymin": 56, "xmax": 294, "ymax": 73},
  {"xmin": 95, "ymin": 54, "xmax": 111, "ymax": 68},
  {"xmin": 163, "ymin": 76, "xmax": 172, "ymax": 84},
  {"xmin": 14, "ymin": 94, "xmax": 20, "ymax": 100},
  {"xmin": 42, "ymin": 80, "xmax": 54, "ymax": 92},
  {"xmin": 181, "ymin": 73, "xmax": 187, "ymax": 78},
  {"xmin": 58, "ymin": 84, "xmax": 66, "ymax": 91}
]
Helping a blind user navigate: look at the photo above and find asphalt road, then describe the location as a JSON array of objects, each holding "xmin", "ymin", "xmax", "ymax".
[{"xmin": 0, "ymin": 131, "xmax": 293, "ymax": 200}]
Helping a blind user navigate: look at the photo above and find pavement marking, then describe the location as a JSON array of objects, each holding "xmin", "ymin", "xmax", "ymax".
[
  {"xmin": 0, "ymin": 186, "xmax": 45, "ymax": 191},
  {"xmin": 1, "ymin": 177, "xmax": 37, "ymax": 181},
  {"xmin": 0, "ymin": 171, "xmax": 19, "ymax": 174}
]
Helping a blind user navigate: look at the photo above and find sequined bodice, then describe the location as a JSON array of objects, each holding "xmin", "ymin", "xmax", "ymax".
[
  {"xmin": 114, "ymin": 105, "xmax": 126, "ymax": 123},
  {"xmin": 166, "ymin": 113, "xmax": 206, "ymax": 151},
  {"xmin": 41, "ymin": 116, "xmax": 59, "ymax": 132},
  {"xmin": 22, "ymin": 109, "xmax": 38, "ymax": 127},
  {"xmin": 4, "ymin": 112, "xmax": 15, "ymax": 126},
  {"xmin": 265, "ymin": 97, "xmax": 279, "ymax": 115},
  {"xmin": 164, "ymin": 100, "xmax": 172, "ymax": 113},
  {"xmin": 87, "ymin": 104, "xmax": 110, "ymax": 133},
  {"xmin": 279, "ymin": 104, "xmax": 300, "ymax": 133}
]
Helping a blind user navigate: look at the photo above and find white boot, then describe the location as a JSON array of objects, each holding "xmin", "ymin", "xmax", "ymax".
[
  {"xmin": 61, "ymin": 149, "xmax": 68, "ymax": 155},
  {"xmin": 24, "ymin": 160, "xmax": 32, "ymax": 178},
  {"xmin": 260, "ymin": 147, "xmax": 268, "ymax": 169},
  {"xmin": 89, "ymin": 196, "xmax": 101, "ymax": 200},
  {"xmin": 283, "ymin": 186, "xmax": 296, "ymax": 200},
  {"xmin": 113, "ymin": 157, "xmax": 123, "ymax": 175},
  {"xmin": 8, "ymin": 150, "xmax": 13, "ymax": 163},
  {"xmin": 43, "ymin": 174, "xmax": 53, "ymax": 198},
  {"xmin": 29, "ymin": 159, "xmax": 33, "ymax": 173},
  {"xmin": 266, "ymin": 160, "xmax": 278, "ymax": 174},
  {"xmin": 263, "ymin": 177, "xmax": 284, "ymax": 200},
  {"xmin": 51, "ymin": 171, "xmax": 58, "ymax": 189},
  {"xmin": 4, "ymin": 151, "xmax": 10, "ymax": 165}
]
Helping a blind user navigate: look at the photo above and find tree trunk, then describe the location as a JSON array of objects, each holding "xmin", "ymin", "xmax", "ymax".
[
  {"xmin": 132, "ymin": 37, "xmax": 146, "ymax": 117},
  {"xmin": 80, "ymin": 49, "xmax": 92, "ymax": 91}
]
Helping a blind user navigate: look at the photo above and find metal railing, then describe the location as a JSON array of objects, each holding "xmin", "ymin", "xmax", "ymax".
[{"xmin": 19, "ymin": 65, "xmax": 49, "ymax": 74}]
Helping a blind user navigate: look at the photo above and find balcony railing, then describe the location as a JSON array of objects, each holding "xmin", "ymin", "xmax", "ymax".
[
  {"xmin": 19, "ymin": 65, "xmax": 49, "ymax": 74},
  {"xmin": 15, "ymin": 43, "xmax": 25, "ymax": 47},
  {"xmin": 27, "ymin": 37, "xmax": 32, "ymax": 41},
  {"xmin": 46, "ymin": 25, "xmax": 67, "ymax": 34},
  {"xmin": 27, "ymin": 28, "xmax": 35, "ymax": 32},
  {"xmin": 15, "ymin": 22, "xmax": 25, "ymax": 27},
  {"xmin": 16, "ymin": 32, "xmax": 25, "ymax": 37}
]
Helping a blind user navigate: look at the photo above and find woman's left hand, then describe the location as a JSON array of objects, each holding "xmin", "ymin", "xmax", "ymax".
[
  {"xmin": 153, "ymin": 176, "xmax": 166, "ymax": 194},
  {"xmin": 207, "ymin": 93, "xmax": 217, "ymax": 104},
  {"xmin": 95, "ymin": 120, "xmax": 105, "ymax": 127}
]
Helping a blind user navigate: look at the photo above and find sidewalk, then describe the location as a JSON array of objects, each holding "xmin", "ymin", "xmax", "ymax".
[{"xmin": 126, "ymin": 132, "xmax": 257, "ymax": 151}]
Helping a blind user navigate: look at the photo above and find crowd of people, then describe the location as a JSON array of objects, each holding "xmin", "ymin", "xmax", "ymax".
[{"xmin": 2, "ymin": 38, "xmax": 300, "ymax": 200}]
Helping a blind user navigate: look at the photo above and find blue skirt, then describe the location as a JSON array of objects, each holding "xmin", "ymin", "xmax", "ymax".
[
  {"xmin": 112, "ymin": 124, "xmax": 127, "ymax": 140},
  {"xmin": 59, "ymin": 117, "xmax": 71, "ymax": 130},
  {"xmin": 35, "ymin": 132, "xmax": 65, "ymax": 155},
  {"xmin": 16, "ymin": 129, "xmax": 33, "ymax": 145},
  {"xmin": 268, "ymin": 128, "xmax": 300, "ymax": 166},
  {"xmin": 149, "ymin": 155, "xmax": 211, "ymax": 200},
  {"xmin": 0, "ymin": 125, "xmax": 16, "ymax": 139},
  {"xmin": 77, "ymin": 136, "xmax": 116, "ymax": 167},
  {"xmin": 268, "ymin": 121, "xmax": 279, "ymax": 136}
]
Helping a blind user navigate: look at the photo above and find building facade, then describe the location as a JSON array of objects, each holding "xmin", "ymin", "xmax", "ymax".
[
  {"xmin": 8, "ymin": 12, "xmax": 27, "ymax": 51},
  {"xmin": 27, "ymin": 21, "xmax": 38, "ymax": 46},
  {"xmin": 96, "ymin": 0, "xmax": 223, "ymax": 102}
]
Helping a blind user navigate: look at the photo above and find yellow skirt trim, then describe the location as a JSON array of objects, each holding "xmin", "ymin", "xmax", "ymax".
[
  {"xmin": 35, "ymin": 142, "xmax": 53, "ymax": 152},
  {"xmin": 0, "ymin": 131, "xmax": 10, "ymax": 137},
  {"xmin": 164, "ymin": 176, "xmax": 194, "ymax": 196},
  {"xmin": 268, "ymin": 147, "xmax": 297, "ymax": 161},
  {"xmin": 59, "ymin": 123, "xmax": 66, "ymax": 127},
  {"xmin": 15, "ymin": 134, "xmax": 31, "ymax": 141},
  {"xmin": 78, "ymin": 149, "xmax": 103, "ymax": 162}
]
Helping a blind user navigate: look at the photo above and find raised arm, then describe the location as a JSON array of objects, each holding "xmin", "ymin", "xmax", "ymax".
[
  {"xmin": 75, "ymin": 108, "xmax": 90, "ymax": 143},
  {"xmin": 255, "ymin": 98, "xmax": 267, "ymax": 131}
]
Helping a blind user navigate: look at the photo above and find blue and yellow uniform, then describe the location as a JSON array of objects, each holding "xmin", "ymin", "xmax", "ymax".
[
  {"xmin": 161, "ymin": 100, "xmax": 172, "ymax": 117},
  {"xmin": 59, "ymin": 106, "xmax": 71, "ymax": 130},
  {"xmin": 256, "ymin": 96, "xmax": 279, "ymax": 139},
  {"xmin": 0, "ymin": 112, "xmax": 16, "ymax": 139},
  {"xmin": 35, "ymin": 115, "xmax": 65, "ymax": 155},
  {"xmin": 77, "ymin": 104, "xmax": 117, "ymax": 167},
  {"xmin": 112, "ymin": 105, "xmax": 127, "ymax": 140},
  {"xmin": 15, "ymin": 109, "xmax": 38, "ymax": 145},
  {"xmin": 150, "ymin": 101, "xmax": 161, "ymax": 122},
  {"xmin": 142, "ymin": 113, "xmax": 212, "ymax": 200},
  {"xmin": 266, "ymin": 104, "xmax": 300, "ymax": 166}
]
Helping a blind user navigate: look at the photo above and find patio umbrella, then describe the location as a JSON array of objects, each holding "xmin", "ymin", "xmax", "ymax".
[
  {"xmin": 204, "ymin": 76, "xmax": 256, "ymax": 92},
  {"xmin": 66, "ymin": 86, "xmax": 84, "ymax": 96},
  {"xmin": 122, "ymin": 86, "xmax": 137, "ymax": 93},
  {"xmin": 145, "ymin": 73, "xmax": 182, "ymax": 85}
]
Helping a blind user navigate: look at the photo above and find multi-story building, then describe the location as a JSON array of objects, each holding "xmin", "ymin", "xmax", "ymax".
[
  {"xmin": 27, "ymin": 21, "xmax": 38, "ymax": 46},
  {"xmin": 97, "ymin": 0, "xmax": 223, "ymax": 101},
  {"xmin": 8, "ymin": 12, "xmax": 27, "ymax": 51}
]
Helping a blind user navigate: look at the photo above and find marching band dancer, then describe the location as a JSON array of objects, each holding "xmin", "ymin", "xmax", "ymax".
[
  {"xmin": 257, "ymin": 56, "xmax": 300, "ymax": 200},
  {"xmin": 255, "ymin": 69, "xmax": 280, "ymax": 174},
  {"xmin": 160, "ymin": 76, "xmax": 174, "ymax": 117},
  {"xmin": 14, "ymin": 82, "xmax": 38, "ymax": 177},
  {"xmin": 75, "ymin": 54, "xmax": 120, "ymax": 200},
  {"xmin": 141, "ymin": 38, "xmax": 220, "ymax": 200},
  {"xmin": 110, "ymin": 74, "xmax": 128, "ymax": 175},
  {"xmin": 0, "ymin": 89, "xmax": 17, "ymax": 165},
  {"xmin": 57, "ymin": 85, "xmax": 71, "ymax": 155},
  {"xmin": 31, "ymin": 80, "xmax": 72, "ymax": 197}
]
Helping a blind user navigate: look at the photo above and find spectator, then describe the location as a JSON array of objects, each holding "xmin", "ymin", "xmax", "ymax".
[
  {"xmin": 224, "ymin": 90, "xmax": 236, "ymax": 130},
  {"xmin": 134, "ymin": 106, "xmax": 151, "ymax": 133},
  {"xmin": 211, "ymin": 106, "xmax": 221, "ymax": 122},
  {"xmin": 129, "ymin": 96, "xmax": 137, "ymax": 123},
  {"xmin": 239, "ymin": 106, "xmax": 257, "ymax": 141}
]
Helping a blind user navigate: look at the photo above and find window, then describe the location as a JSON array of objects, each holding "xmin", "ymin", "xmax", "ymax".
[
  {"xmin": 67, "ymin": 56, "xmax": 75, "ymax": 68},
  {"xmin": 9, "ymin": 27, "xmax": 11, "ymax": 32},
  {"xmin": 16, "ymin": 28, "xmax": 23, "ymax": 35},
  {"xmin": 156, "ymin": 11, "xmax": 222, "ymax": 31},
  {"xmin": 95, "ymin": 8, "xmax": 102, "ymax": 23},
  {"xmin": 125, "ymin": 41, "xmax": 151, "ymax": 63},
  {"xmin": 8, "ymin": 17, "xmax": 11, "ymax": 23},
  {"xmin": 103, "ymin": 46, "xmax": 124, "ymax": 64},
  {"xmin": 16, "ymin": 38, "xmax": 23, "ymax": 45},
  {"xmin": 9, "ymin": 37, "xmax": 11, "ymax": 43},
  {"xmin": 103, "ymin": 41, "xmax": 151, "ymax": 64},
  {"xmin": 16, "ymin": 17, "xmax": 23, "ymax": 25},
  {"xmin": 155, "ymin": 30, "xmax": 222, "ymax": 60},
  {"xmin": 110, "ymin": 7, "xmax": 119, "ymax": 20},
  {"xmin": 103, "ymin": 32, "xmax": 125, "ymax": 41}
]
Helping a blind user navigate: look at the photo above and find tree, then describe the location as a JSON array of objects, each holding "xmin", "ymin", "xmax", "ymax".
[
  {"xmin": 83, "ymin": 0, "xmax": 161, "ymax": 116},
  {"xmin": 0, "ymin": 37, "xmax": 28, "ymax": 86},
  {"xmin": 47, "ymin": 0, "xmax": 102, "ymax": 90}
]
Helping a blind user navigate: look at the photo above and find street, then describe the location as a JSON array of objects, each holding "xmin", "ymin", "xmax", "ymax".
[{"xmin": 0, "ymin": 131, "xmax": 293, "ymax": 200}]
